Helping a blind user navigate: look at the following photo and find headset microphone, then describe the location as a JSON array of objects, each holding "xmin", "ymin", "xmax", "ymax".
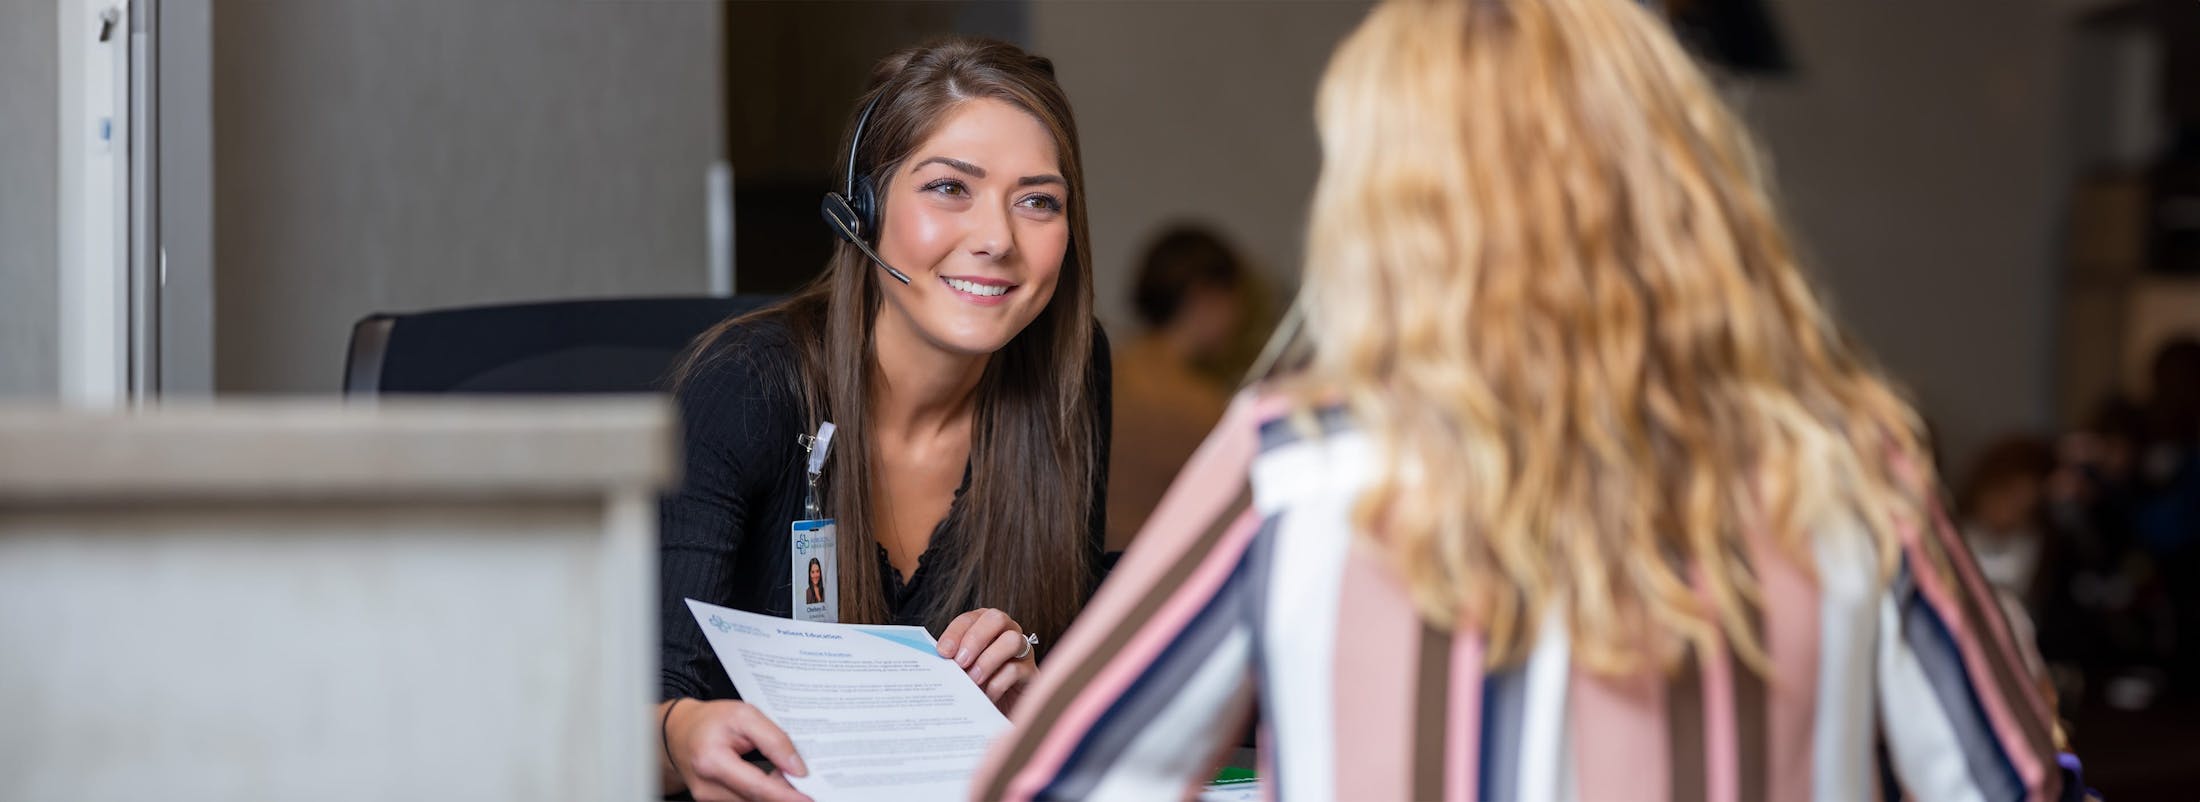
[
  {"xmin": 836, "ymin": 214, "xmax": 915, "ymax": 285},
  {"xmin": 821, "ymin": 93, "xmax": 913, "ymax": 286}
]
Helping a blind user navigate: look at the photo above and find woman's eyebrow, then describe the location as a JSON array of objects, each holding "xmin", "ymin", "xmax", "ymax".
[
  {"xmin": 913, "ymin": 156, "xmax": 985, "ymax": 177},
  {"xmin": 912, "ymin": 156, "xmax": 1065, "ymax": 189}
]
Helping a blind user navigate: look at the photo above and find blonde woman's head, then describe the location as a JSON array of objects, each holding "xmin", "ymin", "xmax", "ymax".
[{"xmin": 1297, "ymin": 0, "xmax": 1934, "ymax": 673}]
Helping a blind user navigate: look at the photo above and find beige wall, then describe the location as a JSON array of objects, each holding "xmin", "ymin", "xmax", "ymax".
[
  {"xmin": 212, "ymin": 0, "xmax": 722, "ymax": 393},
  {"xmin": 1741, "ymin": 0, "xmax": 2069, "ymax": 466},
  {"xmin": 0, "ymin": 0, "xmax": 59, "ymax": 399}
]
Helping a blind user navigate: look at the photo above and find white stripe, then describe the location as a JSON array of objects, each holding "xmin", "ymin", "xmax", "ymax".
[
  {"xmin": 1515, "ymin": 612, "xmax": 1574, "ymax": 802},
  {"xmin": 1811, "ymin": 516, "xmax": 1884, "ymax": 802},
  {"xmin": 1249, "ymin": 425, "xmax": 1371, "ymax": 518},
  {"xmin": 1082, "ymin": 629, "xmax": 1257, "ymax": 801},
  {"xmin": 1876, "ymin": 593, "xmax": 1990, "ymax": 802},
  {"xmin": 1253, "ymin": 432, "xmax": 1370, "ymax": 802}
]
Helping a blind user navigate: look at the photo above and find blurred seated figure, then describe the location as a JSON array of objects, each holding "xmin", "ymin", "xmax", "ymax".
[
  {"xmin": 1961, "ymin": 437, "xmax": 2057, "ymax": 610},
  {"xmin": 1959, "ymin": 435, "xmax": 2058, "ymax": 677},
  {"xmin": 1105, "ymin": 225, "xmax": 1250, "ymax": 551}
]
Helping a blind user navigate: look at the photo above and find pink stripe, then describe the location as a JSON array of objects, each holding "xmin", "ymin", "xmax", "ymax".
[
  {"xmin": 1445, "ymin": 634, "xmax": 1486, "ymax": 802},
  {"xmin": 1700, "ymin": 627, "xmax": 1741, "ymax": 802},
  {"xmin": 1891, "ymin": 453, "xmax": 2048, "ymax": 723},
  {"xmin": 1247, "ymin": 391, "xmax": 1298, "ymax": 420},
  {"xmin": 1090, "ymin": 396, "xmax": 1264, "ymax": 611},
  {"xmin": 999, "ymin": 508, "xmax": 1265, "ymax": 800},
  {"xmin": 1750, "ymin": 533, "xmax": 1820, "ymax": 802},
  {"xmin": 1899, "ymin": 530, "xmax": 2051, "ymax": 800},
  {"xmin": 1888, "ymin": 453, "xmax": 2054, "ymax": 799},
  {"xmin": 1683, "ymin": 569, "xmax": 1742, "ymax": 802},
  {"xmin": 1329, "ymin": 539, "xmax": 1419, "ymax": 801},
  {"xmin": 978, "ymin": 396, "xmax": 1265, "ymax": 797},
  {"xmin": 1569, "ymin": 660, "xmax": 1668, "ymax": 802},
  {"xmin": 1922, "ymin": 504, "xmax": 2055, "ymax": 726},
  {"xmin": 1002, "ymin": 395, "xmax": 1259, "ymax": 695}
]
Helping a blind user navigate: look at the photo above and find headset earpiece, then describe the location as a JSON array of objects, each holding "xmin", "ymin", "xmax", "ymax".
[
  {"xmin": 850, "ymin": 174, "xmax": 878, "ymax": 239},
  {"xmin": 821, "ymin": 192, "xmax": 864, "ymax": 245}
]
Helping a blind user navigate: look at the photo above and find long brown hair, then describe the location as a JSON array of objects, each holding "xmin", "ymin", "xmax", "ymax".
[
  {"xmin": 1290, "ymin": 0, "xmax": 1936, "ymax": 674},
  {"xmin": 677, "ymin": 38, "xmax": 1097, "ymax": 647}
]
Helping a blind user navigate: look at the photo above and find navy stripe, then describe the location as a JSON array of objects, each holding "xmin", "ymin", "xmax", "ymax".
[
  {"xmin": 1895, "ymin": 561, "xmax": 2024, "ymax": 800},
  {"xmin": 1478, "ymin": 668, "xmax": 1527, "ymax": 802},
  {"xmin": 1039, "ymin": 530, "xmax": 1258, "ymax": 798},
  {"xmin": 979, "ymin": 488, "xmax": 1251, "ymax": 800}
]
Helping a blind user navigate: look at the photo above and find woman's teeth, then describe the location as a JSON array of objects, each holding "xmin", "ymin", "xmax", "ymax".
[{"xmin": 945, "ymin": 278, "xmax": 1009, "ymax": 297}]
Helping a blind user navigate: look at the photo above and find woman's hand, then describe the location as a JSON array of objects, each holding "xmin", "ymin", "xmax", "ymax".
[
  {"xmin": 661, "ymin": 698, "xmax": 813, "ymax": 802},
  {"xmin": 938, "ymin": 608, "xmax": 1039, "ymax": 707}
]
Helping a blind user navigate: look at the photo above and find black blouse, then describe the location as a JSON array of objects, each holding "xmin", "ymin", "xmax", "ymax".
[{"xmin": 657, "ymin": 314, "xmax": 1111, "ymax": 702}]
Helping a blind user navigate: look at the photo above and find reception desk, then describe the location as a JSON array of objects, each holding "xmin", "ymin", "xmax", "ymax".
[{"xmin": 0, "ymin": 399, "xmax": 675, "ymax": 801}]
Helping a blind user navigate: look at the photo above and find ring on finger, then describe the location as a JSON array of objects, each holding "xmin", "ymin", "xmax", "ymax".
[{"xmin": 1014, "ymin": 631, "xmax": 1040, "ymax": 660}]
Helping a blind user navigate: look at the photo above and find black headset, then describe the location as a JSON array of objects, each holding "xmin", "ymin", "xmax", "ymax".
[{"xmin": 820, "ymin": 93, "xmax": 914, "ymax": 285}]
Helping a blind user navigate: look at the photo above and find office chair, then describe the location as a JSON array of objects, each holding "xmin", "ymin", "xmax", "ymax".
[{"xmin": 343, "ymin": 295, "xmax": 778, "ymax": 396}]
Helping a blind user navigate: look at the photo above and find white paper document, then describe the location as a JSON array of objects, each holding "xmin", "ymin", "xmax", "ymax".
[{"xmin": 685, "ymin": 599, "xmax": 1010, "ymax": 801}]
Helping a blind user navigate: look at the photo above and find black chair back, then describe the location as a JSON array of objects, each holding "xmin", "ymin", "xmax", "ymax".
[{"xmin": 343, "ymin": 295, "xmax": 778, "ymax": 395}]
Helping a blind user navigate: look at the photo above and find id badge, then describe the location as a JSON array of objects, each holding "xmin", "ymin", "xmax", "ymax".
[
  {"xmin": 791, "ymin": 519, "xmax": 838, "ymax": 622},
  {"xmin": 793, "ymin": 421, "xmax": 840, "ymax": 623}
]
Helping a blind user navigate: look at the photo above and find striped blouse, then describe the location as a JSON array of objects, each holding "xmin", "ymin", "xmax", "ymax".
[{"xmin": 975, "ymin": 393, "xmax": 2080, "ymax": 801}]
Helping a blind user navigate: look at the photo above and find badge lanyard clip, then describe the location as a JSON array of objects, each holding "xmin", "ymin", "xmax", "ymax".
[
  {"xmin": 799, "ymin": 421, "xmax": 836, "ymax": 519},
  {"xmin": 792, "ymin": 421, "xmax": 840, "ymax": 623}
]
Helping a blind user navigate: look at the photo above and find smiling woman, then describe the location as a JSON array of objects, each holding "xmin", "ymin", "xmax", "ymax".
[{"xmin": 649, "ymin": 38, "xmax": 1109, "ymax": 802}]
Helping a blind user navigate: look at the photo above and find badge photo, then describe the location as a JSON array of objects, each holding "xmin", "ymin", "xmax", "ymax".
[{"xmin": 792, "ymin": 519, "xmax": 837, "ymax": 623}]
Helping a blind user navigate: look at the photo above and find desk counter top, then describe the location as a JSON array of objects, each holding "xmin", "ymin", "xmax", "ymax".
[{"xmin": 0, "ymin": 397, "xmax": 675, "ymax": 502}]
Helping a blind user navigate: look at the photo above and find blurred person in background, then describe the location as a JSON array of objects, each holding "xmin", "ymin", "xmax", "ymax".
[
  {"xmin": 1106, "ymin": 224, "xmax": 1251, "ymax": 552},
  {"xmin": 975, "ymin": 1, "xmax": 2082, "ymax": 799},
  {"xmin": 1959, "ymin": 435, "xmax": 2077, "ymax": 708},
  {"xmin": 1960, "ymin": 437, "xmax": 2058, "ymax": 631}
]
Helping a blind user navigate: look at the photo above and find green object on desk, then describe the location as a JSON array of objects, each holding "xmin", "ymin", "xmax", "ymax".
[{"xmin": 1210, "ymin": 766, "xmax": 1259, "ymax": 785}]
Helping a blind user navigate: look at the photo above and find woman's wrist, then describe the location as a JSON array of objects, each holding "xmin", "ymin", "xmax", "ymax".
[{"xmin": 659, "ymin": 698, "xmax": 694, "ymax": 790}]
